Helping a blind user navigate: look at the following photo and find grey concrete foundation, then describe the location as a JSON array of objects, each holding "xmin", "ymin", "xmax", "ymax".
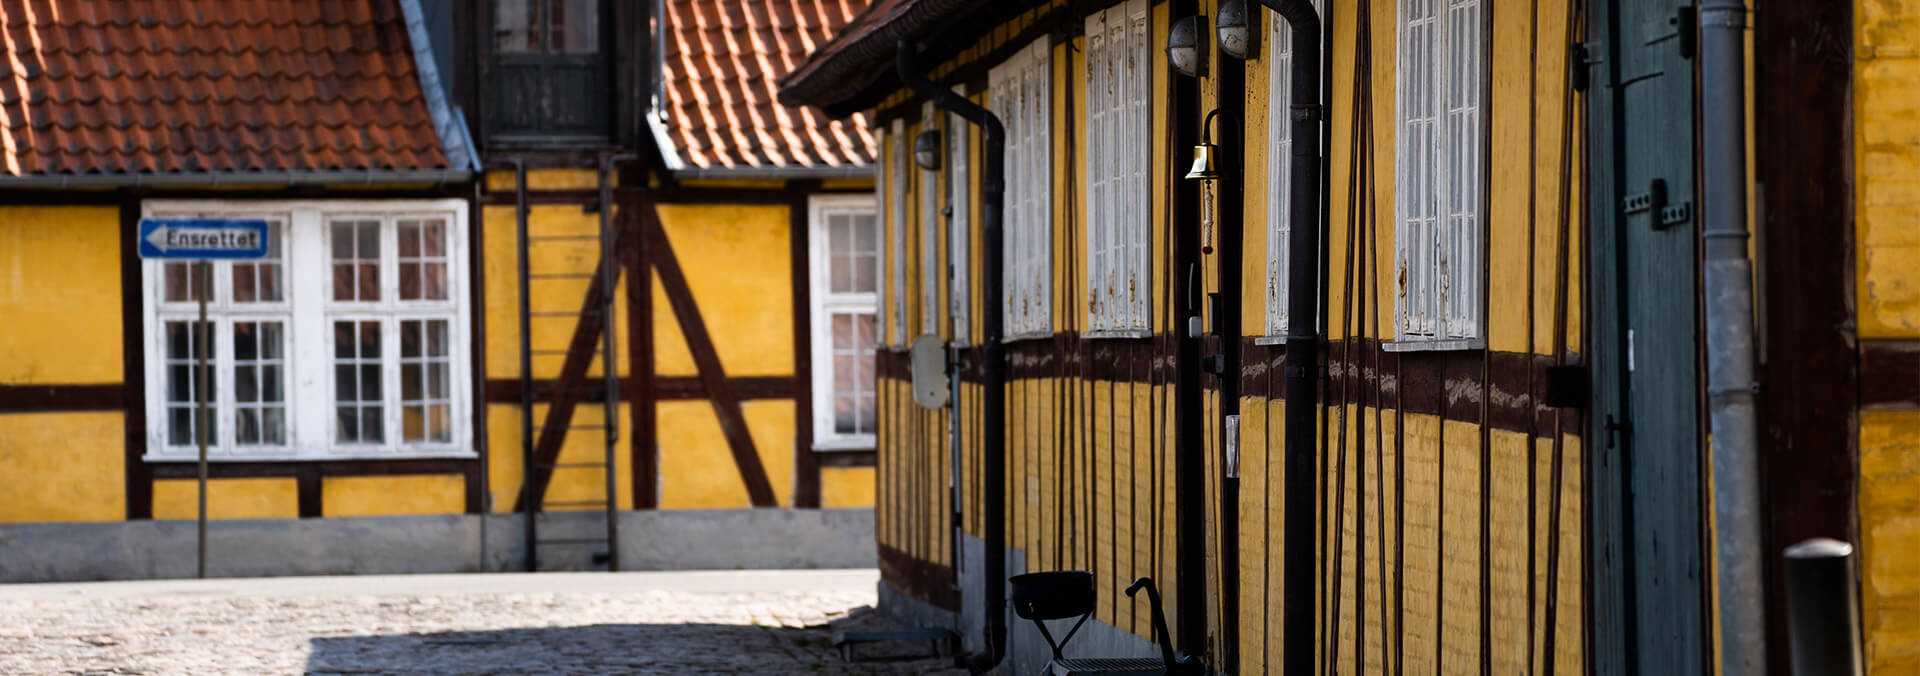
[
  {"xmin": 879, "ymin": 534, "xmax": 1162, "ymax": 675},
  {"xmin": 0, "ymin": 508, "xmax": 873, "ymax": 583}
]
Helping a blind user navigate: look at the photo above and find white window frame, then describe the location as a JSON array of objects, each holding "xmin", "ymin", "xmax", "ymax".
[
  {"xmin": 889, "ymin": 118, "xmax": 910, "ymax": 347},
  {"xmin": 991, "ymin": 36, "xmax": 1054, "ymax": 339},
  {"xmin": 1084, "ymin": 0, "xmax": 1151, "ymax": 336},
  {"xmin": 808, "ymin": 194, "xmax": 882, "ymax": 451},
  {"xmin": 948, "ymin": 85, "xmax": 973, "ymax": 346},
  {"xmin": 1262, "ymin": 0, "xmax": 1324, "ymax": 340},
  {"xmin": 140, "ymin": 199, "xmax": 475, "ymax": 461},
  {"xmin": 920, "ymin": 101, "xmax": 942, "ymax": 337},
  {"xmin": 1391, "ymin": 0, "xmax": 1485, "ymax": 349}
]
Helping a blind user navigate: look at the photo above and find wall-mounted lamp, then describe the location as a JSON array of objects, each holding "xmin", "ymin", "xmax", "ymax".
[
  {"xmin": 1166, "ymin": 15, "xmax": 1205, "ymax": 78},
  {"xmin": 913, "ymin": 130, "xmax": 942, "ymax": 170},
  {"xmin": 1216, "ymin": 0, "xmax": 1256, "ymax": 60}
]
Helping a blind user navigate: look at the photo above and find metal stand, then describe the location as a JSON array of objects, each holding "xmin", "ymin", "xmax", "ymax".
[{"xmin": 196, "ymin": 261, "xmax": 210, "ymax": 579}]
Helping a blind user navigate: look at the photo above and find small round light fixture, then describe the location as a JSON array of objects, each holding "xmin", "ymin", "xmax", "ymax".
[
  {"xmin": 1166, "ymin": 15, "xmax": 1204, "ymax": 78},
  {"xmin": 913, "ymin": 130, "xmax": 941, "ymax": 170},
  {"xmin": 1216, "ymin": 0, "xmax": 1256, "ymax": 60}
]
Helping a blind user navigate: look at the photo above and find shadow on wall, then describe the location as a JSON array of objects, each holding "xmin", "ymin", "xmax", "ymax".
[{"xmin": 304, "ymin": 608, "xmax": 957, "ymax": 675}]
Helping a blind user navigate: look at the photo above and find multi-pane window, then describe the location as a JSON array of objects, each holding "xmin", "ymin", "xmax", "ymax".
[
  {"xmin": 809, "ymin": 195, "xmax": 881, "ymax": 450},
  {"xmin": 141, "ymin": 201, "xmax": 472, "ymax": 461},
  {"xmin": 1265, "ymin": 0, "xmax": 1324, "ymax": 336},
  {"xmin": 990, "ymin": 37, "xmax": 1053, "ymax": 338},
  {"xmin": 1394, "ymin": 0, "xmax": 1485, "ymax": 344},
  {"xmin": 889, "ymin": 118, "xmax": 909, "ymax": 345},
  {"xmin": 920, "ymin": 101, "xmax": 942, "ymax": 337},
  {"xmin": 948, "ymin": 89, "xmax": 972, "ymax": 344},
  {"xmin": 154, "ymin": 218, "xmax": 290, "ymax": 454},
  {"xmin": 1085, "ymin": 0, "xmax": 1151, "ymax": 333},
  {"xmin": 490, "ymin": 0, "xmax": 608, "ymax": 138}
]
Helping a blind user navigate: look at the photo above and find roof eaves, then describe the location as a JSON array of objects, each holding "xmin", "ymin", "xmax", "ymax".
[
  {"xmin": 399, "ymin": 0, "xmax": 474, "ymax": 171},
  {"xmin": 0, "ymin": 169, "xmax": 473, "ymax": 189},
  {"xmin": 776, "ymin": 0, "xmax": 979, "ymax": 113}
]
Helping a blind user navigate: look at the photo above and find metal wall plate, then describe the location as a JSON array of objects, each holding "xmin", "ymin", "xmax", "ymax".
[{"xmin": 910, "ymin": 335, "xmax": 950, "ymax": 409}]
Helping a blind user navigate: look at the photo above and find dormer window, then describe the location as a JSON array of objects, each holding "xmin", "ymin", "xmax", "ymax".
[{"xmin": 489, "ymin": 0, "xmax": 609, "ymax": 141}]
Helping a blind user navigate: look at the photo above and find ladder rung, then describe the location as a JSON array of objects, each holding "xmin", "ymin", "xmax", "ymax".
[
  {"xmin": 529, "ymin": 273, "xmax": 594, "ymax": 280},
  {"xmin": 529, "ymin": 310, "xmax": 600, "ymax": 317},
  {"xmin": 543, "ymin": 500, "xmax": 609, "ymax": 508},
  {"xmin": 528, "ymin": 235, "xmax": 603, "ymax": 241},
  {"xmin": 536, "ymin": 462, "xmax": 608, "ymax": 470}
]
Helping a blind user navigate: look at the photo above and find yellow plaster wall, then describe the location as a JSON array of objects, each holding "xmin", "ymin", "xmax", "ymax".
[
  {"xmin": 821, "ymin": 467, "xmax": 876, "ymax": 508},
  {"xmin": 0, "ymin": 206, "xmax": 124, "ymax": 383},
  {"xmin": 482, "ymin": 203, "xmax": 633, "ymax": 380},
  {"xmin": 153, "ymin": 478, "xmax": 296, "ymax": 520},
  {"xmin": 1858, "ymin": 0, "xmax": 1920, "ymax": 338},
  {"xmin": 484, "ymin": 168, "xmax": 607, "ymax": 192},
  {"xmin": 0, "ymin": 412, "xmax": 125, "ymax": 523},
  {"xmin": 1857, "ymin": 3, "xmax": 1920, "ymax": 672},
  {"xmin": 321, "ymin": 475, "xmax": 464, "ymax": 517},
  {"xmin": 652, "ymin": 204, "xmax": 794, "ymax": 377},
  {"xmin": 1860, "ymin": 410, "xmax": 1920, "ymax": 673},
  {"xmin": 656, "ymin": 399, "xmax": 796, "ymax": 508}
]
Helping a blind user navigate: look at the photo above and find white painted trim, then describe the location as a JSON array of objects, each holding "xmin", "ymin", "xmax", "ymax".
[
  {"xmin": 139, "ymin": 199, "xmax": 473, "ymax": 462},
  {"xmin": 807, "ymin": 194, "xmax": 881, "ymax": 450},
  {"xmin": 1392, "ymin": 0, "xmax": 1485, "ymax": 343},
  {"xmin": 1084, "ymin": 0, "xmax": 1151, "ymax": 333},
  {"xmin": 948, "ymin": 84, "xmax": 973, "ymax": 346},
  {"xmin": 989, "ymin": 36, "xmax": 1054, "ymax": 338}
]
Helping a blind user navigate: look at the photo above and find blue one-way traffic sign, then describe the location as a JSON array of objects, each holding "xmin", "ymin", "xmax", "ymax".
[{"xmin": 138, "ymin": 219, "xmax": 270, "ymax": 260}]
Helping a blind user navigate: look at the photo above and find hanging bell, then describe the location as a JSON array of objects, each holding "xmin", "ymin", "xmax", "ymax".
[{"xmin": 1184, "ymin": 142, "xmax": 1219, "ymax": 181}]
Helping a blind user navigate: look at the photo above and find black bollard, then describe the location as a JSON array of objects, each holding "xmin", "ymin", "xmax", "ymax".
[{"xmin": 1782, "ymin": 538, "xmax": 1862, "ymax": 676}]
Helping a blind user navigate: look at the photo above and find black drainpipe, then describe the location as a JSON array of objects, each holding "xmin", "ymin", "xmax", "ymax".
[
  {"xmin": 896, "ymin": 41, "xmax": 1009, "ymax": 674},
  {"xmin": 1254, "ymin": 1, "xmax": 1324, "ymax": 674}
]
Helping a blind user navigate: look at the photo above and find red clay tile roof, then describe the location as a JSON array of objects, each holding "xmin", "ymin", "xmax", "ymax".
[
  {"xmin": 0, "ymin": 0, "xmax": 450, "ymax": 177},
  {"xmin": 659, "ymin": 0, "xmax": 875, "ymax": 171}
]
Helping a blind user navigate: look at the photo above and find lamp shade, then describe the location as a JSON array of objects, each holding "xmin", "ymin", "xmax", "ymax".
[
  {"xmin": 1216, "ymin": 0, "xmax": 1255, "ymax": 60},
  {"xmin": 913, "ymin": 130, "xmax": 941, "ymax": 170},
  {"xmin": 1166, "ymin": 16, "xmax": 1203, "ymax": 77}
]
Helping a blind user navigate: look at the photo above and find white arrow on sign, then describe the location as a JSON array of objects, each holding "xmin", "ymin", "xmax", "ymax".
[{"xmin": 145, "ymin": 225, "xmax": 172, "ymax": 252}]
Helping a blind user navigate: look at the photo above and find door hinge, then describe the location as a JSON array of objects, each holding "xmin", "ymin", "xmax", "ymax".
[
  {"xmin": 1673, "ymin": 6, "xmax": 1697, "ymax": 59},
  {"xmin": 1571, "ymin": 42, "xmax": 1601, "ymax": 92},
  {"xmin": 1623, "ymin": 179, "xmax": 1692, "ymax": 229},
  {"xmin": 1605, "ymin": 415, "xmax": 1633, "ymax": 449}
]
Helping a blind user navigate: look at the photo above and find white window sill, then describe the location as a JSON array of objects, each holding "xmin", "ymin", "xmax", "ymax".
[
  {"xmin": 1003, "ymin": 332, "xmax": 1056, "ymax": 343},
  {"xmin": 1382, "ymin": 338, "xmax": 1485, "ymax": 353},
  {"xmin": 812, "ymin": 440, "xmax": 876, "ymax": 453},
  {"xmin": 1253, "ymin": 335, "xmax": 1289, "ymax": 346},
  {"xmin": 143, "ymin": 451, "xmax": 479, "ymax": 463},
  {"xmin": 1084, "ymin": 328, "xmax": 1152, "ymax": 340}
]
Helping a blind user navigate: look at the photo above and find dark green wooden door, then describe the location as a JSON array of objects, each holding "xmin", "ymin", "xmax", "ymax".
[{"xmin": 1587, "ymin": 0, "xmax": 1708, "ymax": 672}]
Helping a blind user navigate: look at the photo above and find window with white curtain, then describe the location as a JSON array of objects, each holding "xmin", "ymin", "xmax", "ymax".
[
  {"xmin": 808, "ymin": 195, "xmax": 880, "ymax": 450},
  {"xmin": 889, "ymin": 117, "xmax": 909, "ymax": 346},
  {"xmin": 1264, "ymin": 0, "xmax": 1323, "ymax": 337},
  {"xmin": 990, "ymin": 37, "xmax": 1053, "ymax": 338},
  {"xmin": 920, "ymin": 101, "xmax": 941, "ymax": 336},
  {"xmin": 948, "ymin": 86, "xmax": 972, "ymax": 345},
  {"xmin": 1393, "ymin": 0, "xmax": 1485, "ymax": 345},
  {"xmin": 1085, "ymin": 0, "xmax": 1151, "ymax": 334},
  {"xmin": 141, "ymin": 200, "xmax": 473, "ymax": 460}
]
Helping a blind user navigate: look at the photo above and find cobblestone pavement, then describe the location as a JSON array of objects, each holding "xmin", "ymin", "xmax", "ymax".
[{"xmin": 0, "ymin": 570, "xmax": 965, "ymax": 675}]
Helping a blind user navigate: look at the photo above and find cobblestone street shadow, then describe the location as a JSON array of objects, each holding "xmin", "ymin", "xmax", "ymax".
[{"xmin": 305, "ymin": 608, "xmax": 960, "ymax": 675}]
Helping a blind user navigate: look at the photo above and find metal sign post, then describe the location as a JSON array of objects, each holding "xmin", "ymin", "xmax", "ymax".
[{"xmin": 137, "ymin": 218, "xmax": 270, "ymax": 579}]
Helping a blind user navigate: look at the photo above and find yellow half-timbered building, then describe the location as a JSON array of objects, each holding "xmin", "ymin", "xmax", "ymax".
[
  {"xmin": 1, "ymin": 0, "xmax": 881, "ymax": 580},
  {"xmin": 781, "ymin": 0, "xmax": 1916, "ymax": 673}
]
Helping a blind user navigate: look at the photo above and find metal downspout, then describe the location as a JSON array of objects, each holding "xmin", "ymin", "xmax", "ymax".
[
  {"xmin": 1254, "ymin": 2, "xmax": 1325, "ymax": 674},
  {"xmin": 896, "ymin": 42, "xmax": 1009, "ymax": 674},
  {"xmin": 1699, "ymin": 1, "xmax": 1764, "ymax": 673}
]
